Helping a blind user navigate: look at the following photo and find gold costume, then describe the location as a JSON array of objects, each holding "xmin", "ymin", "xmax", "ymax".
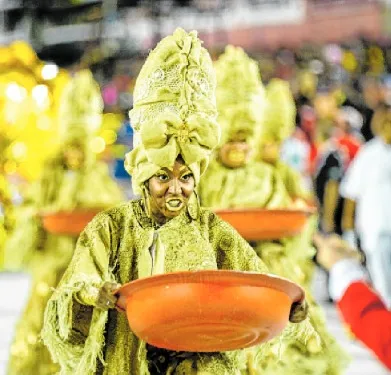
[
  {"xmin": 199, "ymin": 46, "xmax": 348, "ymax": 374},
  {"xmin": 6, "ymin": 70, "xmax": 123, "ymax": 375},
  {"xmin": 43, "ymin": 30, "xmax": 313, "ymax": 375}
]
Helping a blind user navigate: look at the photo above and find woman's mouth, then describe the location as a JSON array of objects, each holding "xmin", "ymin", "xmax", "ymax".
[{"xmin": 165, "ymin": 198, "xmax": 184, "ymax": 212}]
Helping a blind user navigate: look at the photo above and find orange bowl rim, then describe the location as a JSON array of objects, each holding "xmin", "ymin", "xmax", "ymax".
[
  {"xmin": 214, "ymin": 207, "xmax": 317, "ymax": 216},
  {"xmin": 117, "ymin": 270, "xmax": 305, "ymax": 304},
  {"xmin": 39, "ymin": 207, "xmax": 106, "ymax": 217}
]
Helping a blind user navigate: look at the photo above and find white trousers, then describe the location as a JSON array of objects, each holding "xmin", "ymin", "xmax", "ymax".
[{"xmin": 366, "ymin": 232, "xmax": 391, "ymax": 308}]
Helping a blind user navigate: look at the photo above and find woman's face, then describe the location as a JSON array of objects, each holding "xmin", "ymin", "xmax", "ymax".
[
  {"xmin": 219, "ymin": 142, "xmax": 251, "ymax": 169},
  {"xmin": 64, "ymin": 143, "xmax": 85, "ymax": 170},
  {"xmin": 148, "ymin": 158, "xmax": 195, "ymax": 223},
  {"xmin": 259, "ymin": 138, "xmax": 280, "ymax": 165}
]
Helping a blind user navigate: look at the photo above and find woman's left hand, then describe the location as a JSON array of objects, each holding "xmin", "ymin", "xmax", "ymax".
[
  {"xmin": 289, "ymin": 300, "xmax": 309, "ymax": 323},
  {"xmin": 96, "ymin": 282, "xmax": 121, "ymax": 310}
]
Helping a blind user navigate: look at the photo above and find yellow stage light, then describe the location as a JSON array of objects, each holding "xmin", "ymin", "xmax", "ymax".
[{"xmin": 90, "ymin": 136, "xmax": 106, "ymax": 153}]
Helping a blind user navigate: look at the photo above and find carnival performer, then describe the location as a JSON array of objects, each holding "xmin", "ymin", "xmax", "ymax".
[
  {"xmin": 200, "ymin": 47, "xmax": 347, "ymax": 375},
  {"xmin": 313, "ymin": 107, "xmax": 362, "ymax": 236},
  {"xmin": 199, "ymin": 46, "xmax": 290, "ymax": 210},
  {"xmin": 256, "ymin": 79, "xmax": 312, "ymax": 204},
  {"xmin": 6, "ymin": 70, "xmax": 124, "ymax": 375},
  {"xmin": 252, "ymin": 79, "xmax": 318, "ymax": 287},
  {"xmin": 42, "ymin": 29, "xmax": 310, "ymax": 375},
  {"xmin": 255, "ymin": 79, "xmax": 349, "ymax": 375}
]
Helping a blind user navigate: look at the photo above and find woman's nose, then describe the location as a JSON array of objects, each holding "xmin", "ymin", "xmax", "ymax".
[{"xmin": 168, "ymin": 178, "xmax": 182, "ymax": 195}]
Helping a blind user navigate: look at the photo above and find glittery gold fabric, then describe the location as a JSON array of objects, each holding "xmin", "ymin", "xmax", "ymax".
[{"xmin": 42, "ymin": 199, "xmax": 315, "ymax": 375}]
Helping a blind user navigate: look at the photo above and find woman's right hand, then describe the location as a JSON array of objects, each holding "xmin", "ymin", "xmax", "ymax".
[
  {"xmin": 289, "ymin": 299, "xmax": 309, "ymax": 323},
  {"xmin": 96, "ymin": 282, "xmax": 121, "ymax": 310}
]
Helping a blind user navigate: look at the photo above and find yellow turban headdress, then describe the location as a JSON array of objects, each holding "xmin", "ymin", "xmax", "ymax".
[
  {"xmin": 58, "ymin": 69, "xmax": 103, "ymax": 143},
  {"xmin": 215, "ymin": 45, "xmax": 265, "ymax": 145},
  {"xmin": 125, "ymin": 28, "xmax": 220, "ymax": 194},
  {"xmin": 257, "ymin": 78, "xmax": 296, "ymax": 143}
]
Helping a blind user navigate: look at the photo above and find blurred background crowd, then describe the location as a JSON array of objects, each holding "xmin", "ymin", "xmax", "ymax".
[
  {"xmin": 1, "ymin": 0, "xmax": 390, "ymax": 198},
  {"xmin": 1, "ymin": 0, "xmax": 391, "ymax": 374}
]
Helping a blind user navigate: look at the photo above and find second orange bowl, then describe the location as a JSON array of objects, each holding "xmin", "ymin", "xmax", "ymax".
[
  {"xmin": 40, "ymin": 209, "xmax": 102, "ymax": 236},
  {"xmin": 215, "ymin": 208, "xmax": 316, "ymax": 241}
]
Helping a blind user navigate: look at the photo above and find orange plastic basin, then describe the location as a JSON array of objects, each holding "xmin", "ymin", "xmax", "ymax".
[
  {"xmin": 215, "ymin": 208, "xmax": 315, "ymax": 241},
  {"xmin": 116, "ymin": 270, "xmax": 304, "ymax": 352},
  {"xmin": 40, "ymin": 209, "xmax": 102, "ymax": 236}
]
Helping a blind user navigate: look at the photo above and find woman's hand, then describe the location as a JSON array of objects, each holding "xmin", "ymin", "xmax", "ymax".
[
  {"xmin": 96, "ymin": 282, "xmax": 121, "ymax": 310},
  {"xmin": 289, "ymin": 300, "xmax": 309, "ymax": 323}
]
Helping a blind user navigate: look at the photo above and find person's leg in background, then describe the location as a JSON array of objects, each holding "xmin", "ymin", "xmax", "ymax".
[{"xmin": 367, "ymin": 232, "xmax": 391, "ymax": 309}]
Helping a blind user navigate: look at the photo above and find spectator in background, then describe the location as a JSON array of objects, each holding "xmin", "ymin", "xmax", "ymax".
[
  {"xmin": 314, "ymin": 233, "xmax": 391, "ymax": 371},
  {"xmin": 313, "ymin": 127, "xmax": 346, "ymax": 234},
  {"xmin": 298, "ymin": 104, "xmax": 318, "ymax": 175},
  {"xmin": 359, "ymin": 76, "xmax": 382, "ymax": 142},
  {"xmin": 340, "ymin": 104, "xmax": 391, "ymax": 307},
  {"xmin": 280, "ymin": 127, "xmax": 312, "ymax": 192},
  {"xmin": 333, "ymin": 106, "xmax": 363, "ymax": 165},
  {"xmin": 314, "ymin": 106, "xmax": 363, "ymax": 235}
]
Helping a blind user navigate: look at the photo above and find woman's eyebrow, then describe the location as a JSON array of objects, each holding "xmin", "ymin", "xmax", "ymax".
[
  {"xmin": 157, "ymin": 168, "xmax": 170, "ymax": 174},
  {"xmin": 179, "ymin": 166, "xmax": 190, "ymax": 173}
]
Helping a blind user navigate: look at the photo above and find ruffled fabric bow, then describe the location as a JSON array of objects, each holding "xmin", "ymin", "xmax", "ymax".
[{"xmin": 140, "ymin": 111, "xmax": 220, "ymax": 168}]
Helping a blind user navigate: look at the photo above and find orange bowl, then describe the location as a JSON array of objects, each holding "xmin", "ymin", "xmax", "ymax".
[
  {"xmin": 40, "ymin": 209, "xmax": 102, "ymax": 236},
  {"xmin": 116, "ymin": 270, "xmax": 304, "ymax": 352},
  {"xmin": 215, "ymin": 208, "xmax": 316, "ymax": 241}
]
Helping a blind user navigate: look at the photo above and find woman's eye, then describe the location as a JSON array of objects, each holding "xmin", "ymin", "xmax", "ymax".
[
  {"xmin": 181, "ymin": 173, "xmax": 193, "ymax": 181},
  {"xmin": 157, "ymin": 174, "xmax": 169, "ymax": 182}
]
